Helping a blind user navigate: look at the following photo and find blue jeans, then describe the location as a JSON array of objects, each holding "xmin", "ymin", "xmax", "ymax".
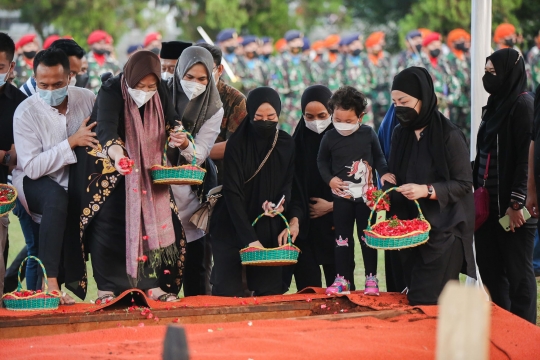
[
  {"xmin": 533, "ymin": 230, "xmax": 540, "ymax": 274},
  {"xmin": 12, "ymin": 198, "xmax": 40, "ymax": 290}
]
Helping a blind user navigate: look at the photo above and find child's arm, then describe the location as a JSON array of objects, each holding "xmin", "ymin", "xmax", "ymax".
[
  {"xmin": 371, "ymin": 128, "xmax": 396, "ymax": 185},
  {"xmin": 318, "ymin": 133, "xmax": 348, "ymax": 193}
]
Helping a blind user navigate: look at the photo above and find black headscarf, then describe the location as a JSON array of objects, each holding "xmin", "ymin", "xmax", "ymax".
[
  {"xmin": 478, "ymin": 48, "xmax": 527, "ymax": 152},
  {"xmin": 389, "ymin": 67, "xmax": 455, "ymax": 184},
  {"xmin": 291, "ymin": 85, "xmax": 333, "ymax": 238}
]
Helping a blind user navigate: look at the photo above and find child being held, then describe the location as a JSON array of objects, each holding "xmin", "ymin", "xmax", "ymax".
[{"xmin": 317, "ymin": 86, "xmax": 396, "ymax": 295}]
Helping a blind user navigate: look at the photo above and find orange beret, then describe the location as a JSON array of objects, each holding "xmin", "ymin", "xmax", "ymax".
[
  {"xmin": 418, "ymin": 28, "xmax": 432, "ymax": 39},
  {"xmin": 275, "ymin": 38, "xmax": 287, "ymax": 51},
  {"xmin": 447, "ymin": 29, "xmax": 470, "ymax": 47},
  {"xmin": 87, "ymin": 30, "xmax": 110, "ymax": 45},
  {"xmin": 43, "ymin": 35, "xmax": 61, "ymax": 50},
  {"xmin": 312, "ymin": 40, "xmax": 325, "ymax": 51},
  {"xmin": 144, "ymin": 32, "xmax": 162, "ymax": 47},
  {"xmin": 365, "ymin": 31, "xmax": 385, "ymax": 49},
  {"xmin": 422, "ymin": 32, "xmax": 441, "ymax": 47},
  {"xmin": 15, "ymin": 34, "xmax": 37, "ymax": 50},
  {"xmin": 325, "ymin": 34, "xmax": 340, "ymax": 47},
  {"xmin": 494, "ymin": 23, "xmax": 516, "ymax": 43}
]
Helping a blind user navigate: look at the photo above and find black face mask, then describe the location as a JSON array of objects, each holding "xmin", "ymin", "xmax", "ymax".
[
  {"xmin": 93, "ymin": 48, "xmax": 107, "ymax": 56},
  {"xmin": 261, "ymin": 54, "xmax": 271, "ymax": 61},
  {"xmin": 251, "ymin": 119, "xmax": 277, "ymax": 138},
  {"xmin": 482, "ymin": 72, "xmax": 502, "ymax": 94},
  {"xmin": 429, "ymin": 49, "xmax": 441, "ymax": 58},
  {"xmin": 415, "ymin": 44, "xmax": 422, "ymax": 53},
  {"xmin": 290, "ymin": 47, "xmax": 302, "ymax": 55},
  {"xmin": 225, "ymin": 46, "xmax": 236, "ymax": 54},
  {"xmin": 75, "ymin": 73, "xmax": 90, "ymax": 88},
  {"xmin": 454, "ymin": 42, "xmax": 469, "ymax": 52},
  {"xmin": 504, "ymin": 38, "xmax": 515, "ymax": 47},
  {"xmin": 395, "ymin": 100, "xmax": 420, "ymax": 128},
  {"xmin": 351, "ymin": 49, "xmax": 362, "ymax": 56},
  {"xmin": 329, "ymin": 49, "xmax": 339, "ymax": 54},
  {"xmin": 23, "ymin": 51, "xmax": 37, "ymax": 59},
  {"xmin": 150, "ymin": 47, "xmax": 160, "ymax": 55}
]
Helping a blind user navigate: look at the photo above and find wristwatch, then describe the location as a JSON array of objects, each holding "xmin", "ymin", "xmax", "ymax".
[
  {"xmin": 510, "ymin": 200, "xmax": 523, "ymax": 210},
  {"xmin": 426, "ymin": 184, "xmax": 434, "ymax": 199},
  {"xmin": 1, "ymin": 152, "xmax": 10, "ymax": 166}
]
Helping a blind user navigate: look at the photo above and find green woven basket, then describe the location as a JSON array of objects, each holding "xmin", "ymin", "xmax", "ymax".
[
  {"xmin": 240, "ymin": 212, "xmax": 300, "ymax": 266},
  {"xmin": 0, "ymin": 183, "xmax": 17, "ymax": 217},
  {"xmin": 363, "ymin": 187, "xmax": 431, "ymax": 250},
  {"xmin": 2, "ymin": 256, "xmax": 61, "ymax": 311},
  {"xmin": 151, "ymin": 130, "xmax": 206, "ymax": 185}
]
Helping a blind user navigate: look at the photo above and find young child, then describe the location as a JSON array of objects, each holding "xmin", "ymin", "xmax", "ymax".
[{"xmin": 318, "ymin": 86, "xmax": 396, "ymax": 295}]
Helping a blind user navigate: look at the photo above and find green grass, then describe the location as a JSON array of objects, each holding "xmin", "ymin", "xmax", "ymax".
[{"xmin": 5, "ymin": 214, "xmax": 540, "ymax": 325}]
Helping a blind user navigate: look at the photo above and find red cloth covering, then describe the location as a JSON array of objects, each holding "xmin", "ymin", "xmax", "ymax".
[
  {"xmin": 43, "ymin": 35, "xmax": 61, "ymax": 50},
  {"xmin": 87, "ymin": 30, "xmax": 110, "ymax": 45},
  {"xmin": 144, "ymin": 32, "xmax": 162, "ymax": 47},
  {"xmin": 15, "ymin": 34, "xmax": 37, "ymax": 50},
  {"xmin": 422, "ymin": 32, "xmax": 441, "ymax": 47}
]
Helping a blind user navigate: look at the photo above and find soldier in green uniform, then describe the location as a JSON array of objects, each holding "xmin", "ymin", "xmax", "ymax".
[
  {"xmin": 216, "ymin": 29, "xmax": 242, "ymax": 89},
  {"xmin": 13, "ymin": 34, "xmax": 40, "ymax": 87},
  {"xmin": 527, "ymin": 31, "xmax": 540, "ymax": 90},
  {"xmin": 392, "ymin": 30, "xmax": 424, "ymax": 76},
  {"xmin": 236, "ymin": 36, "xmax": 267, "ymax": 95},
  {"xmin": 319, "ymin": 34, "xmax": 342, "ymax": 92},
  {"xmin": 268, "ymin": 30, "xmax": 314, "ymax": 133},
  {"xmin": 85, "ymin": 30, "xmax": 121, "ymax": 94},
  {"xmin": 365, "ymin": 31, "xmax": 392, "ymax": 131},
  {"xmin": 446, "ymin": 29, "xmax": 472, "ymax": 140}
]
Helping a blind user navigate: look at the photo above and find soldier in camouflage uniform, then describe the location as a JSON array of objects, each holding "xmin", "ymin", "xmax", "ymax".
[
  {"xmin": 319, "ymin": 34, "xmax": 342, "ymax": 92},
  {"xmin": 392, "ymin": 30, "xmax": 424, "ymax": 77},
  {"xmin": 85, "ymin": 30, "xmax": 121, "ymax": 94},
  {"xmin": 421, "ymin": 32, "xmax": 461, "ymax": 120},
  {"xmin": 365, "ymin": 32, "xmax": 392, "ymax": 131},
  {"xmin": 13, "ymin": 34, "xmax": 40, "ymax": 88},
  {"xmin": 527, "ymin": 31, "xmax": 540, "ymax": 90},
  {"xmin": 216, "ymin": 29, "xmax": 243, "ymax": 90},
  {"xmin": 235, "ymin": 36, "xmax": 267, "ymax": 95},
  {"xmin": 446, "ymin": 29, "xmax": 472, "ymax": 140},
  {"xmin": 268, "ymin": 30, "xmax": 314, "ymax": 133}
]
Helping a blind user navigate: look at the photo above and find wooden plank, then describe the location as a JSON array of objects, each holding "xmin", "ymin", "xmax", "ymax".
[
  {"xmin": 290, "ymin": 308, "xmax": 420, "ymax": 321},
  {"xmin": 436, "ymin": 280, "xmax": 490, "ymax": 360}
]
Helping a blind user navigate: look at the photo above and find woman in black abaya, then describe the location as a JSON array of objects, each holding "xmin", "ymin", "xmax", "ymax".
[
  {"xmin": 388, "ymin": 67, "xmax": 475, "ymax": 305},
  {"xmin": 210, "ymin": 87, "xmax": 295, "ymax": 297},
  {"xmin": 283, "ymin": 85, "xmax": 336, "ymax": 290}
]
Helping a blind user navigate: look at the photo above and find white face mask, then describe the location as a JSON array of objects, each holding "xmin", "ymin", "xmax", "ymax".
[
  {"xmin": 69, "ymin": 76, "xmax": 76, "ymax": 86},
  {"xmin": 181, "ymin": 79, "xmax": 206, "ymax": 101},
  {"xmin": 161, "ymin": 72, "xmax": 173, "ymax": 81},
  {"xmin": 333, "ymin": 120, "xmax": 360, "ymax": 136},
  {"xmin": 0, "ymin": 64, "xmax": 12, "ymax": 87},
  {"xmin": 127, "ymin": 86, "xmax": 156, "ymax": 108},
  {"xmin": 305, "ymin": 117, "xmax": 332, "ymax": 134},
  {"xmin": 212, "ymin": 69, "xmax": 219, "ymax": 83}
]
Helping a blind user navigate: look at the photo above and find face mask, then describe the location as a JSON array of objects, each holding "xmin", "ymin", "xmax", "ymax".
[
  {"xmin": 93, "ymin": 48, "xmax": 107, "ymax": 56},
  {"xmin": 504, "ymin": 38, "xmax": 515, "ymax": 47},
  {"xmin": 333, "ymin": 120, "xmax": 359, "ymax": 136},
  {"xmin": 415, "ymin": 44, "xmax": 422, "ymax": 53},
  {"xmin": 104, "ymin": 50, "xmax": 111, "ymax": 56},
  {"xmin": 161, "ymin": 71, "xmax": 173, "ymax": 81},
  {"xmin": 37, "ymin": 85, "xmax": 68, "ymax": 107},
  {"xmin": 261, "ymin": 54, "xmax": 270, "ymax": 61},
  {"xmin": 23, "ymin": 51, "xmax": 37, "ymax": 59},
  {"xmin": 251, "ymin": 119, "xmax": 277, "ymax": 138},
  {"xmin": 212, "ymin": 69, "xmax": 220, "ymax": 83},
  {"xmin": 290, "ymin": 47, "xmax": 302, "ymax": 55},
  {"xmin": 329, "ymin": 49, "xmax": 339, "ymax": 54},
  {"xmin": 225, "ymin": 46, "xmax": 236, "ymax": 54},
  {"xmin": 0, "ymin": 70, "xmax": 9, "ymax": 87},
  {"xmin": 127, "ymin": 86, "xmax": 156, "ymax": 108},
  {"xmin": 181, "ymin": 79, "xmax": 206, "ymax": 101},
  {"xmin": 150, "ymin": 47, "xmax": 160, "ymax": 55},
  {"xmin": 429, "ymin": 49, "xmax": 441, "ymax": 58},
  {"xmin": 482, "ymin": 72, "xmax": 502, "ymax": 95},
  {"xmin": 395, "ymin": 103, "xmax": 420, "ymax": 128},
  {"xmin": 351, "ymin": 49, "xmax": 362, "ymax": 57},
  {"xmin": 69, "ymin": 76, "xmax": 76, "ymax": 86},
  {"xmin": 305, "ymin": 117, "xmax": 332, "ymax": 134},
  {"xmin": 75, "ymin": 73, "xmax": 89, "ymax": 88},
  {"xmin": 454, "ymin": 42, "xmax": 469, "ymax": 52}
]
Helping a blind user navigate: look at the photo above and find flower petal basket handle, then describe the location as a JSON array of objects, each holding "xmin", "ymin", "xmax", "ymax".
[
  {"xmin": 0, "ymin": 183, "xmax": 17, "ymax": 217},
  {"xmin": 240, "ymin": 211, "xmax": 300, "ymax": 266},
  {"xmin": 151, "ymin": 129, "xmax": 206, "ymax": 185},
  {"xmin": 363, "ymin": 187, "xmax": 431, "ymax": 250},
  {"xmin": 2, "ymin": 256, "xmax": 61, "ymax": 311}
]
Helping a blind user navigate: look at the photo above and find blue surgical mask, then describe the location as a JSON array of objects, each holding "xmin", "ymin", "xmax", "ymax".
[{"xmin": 37, "ymin": 85, "xmax": 68, "ymax": 106}]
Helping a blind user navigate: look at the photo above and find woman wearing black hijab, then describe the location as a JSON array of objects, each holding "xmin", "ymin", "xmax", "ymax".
[
  {"xmin": 389, "ymin": 66, "xmax": 475, "ymax": 305},
  {"xmin": 283, "ymin": 85, "xmax": 336, "ymax": 290},
  {"xmin": 474, "ymin": 49, "xmax": 537, "ymax": 324},
  {"xmin": 210, "ymin": 87, "xmax": 295, "ymax": 297}
]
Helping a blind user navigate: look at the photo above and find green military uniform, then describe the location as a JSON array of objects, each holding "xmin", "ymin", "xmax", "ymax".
[
  {"xmin": 268, "ymin": 53, "xmax": 314, "ymax": 133},
  {"xmin": 13, "ymin": 56, "xmax": 34, "ymax": 88},
  {"xmin": 447, "ymin": 52, "xmax": 472, "ymax": 141},
  {"xmin": 339, "ymin": 54, "xmax": 375, "ymax": 128},
  {"xmin": 422, "ymin": 55, "xmax": 462, "ymax": 121},
  {"xmin": 366, "ymin": 52, "xmax": 392, "ymax": 131},
  {"xmin": 235, "ymin": 56, "xmax": 267, "ymax": 96},
  {"xmin": 527, "ymin": 46, "xmax": 540, "ymax": 90},
  {"xmin": 85, "ymin": 51, "xmax": 121, "ymax": 95},
  {"xmin": 392, "ymin": 51, "xmax": 425, "ymax": 78}
]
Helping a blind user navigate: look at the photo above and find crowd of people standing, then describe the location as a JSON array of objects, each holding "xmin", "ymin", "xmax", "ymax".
[{"xmin": 0, "ymin": 22, "xmax": 539, "ymax": 326}]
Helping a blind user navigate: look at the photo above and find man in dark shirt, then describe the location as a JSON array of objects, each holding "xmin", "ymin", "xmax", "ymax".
[
  {"xmin": 526, "ymin": 85, "xmax": 540, "ymax": 276},
  {"xmin": 0, "ymin": 32, "xmax": 27, "ymax": 303}
]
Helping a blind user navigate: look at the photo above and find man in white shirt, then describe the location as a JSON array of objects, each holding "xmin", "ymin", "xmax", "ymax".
[{"xmin": 12, "ymin": 48, "xmax": 97, "ymax": 304}]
